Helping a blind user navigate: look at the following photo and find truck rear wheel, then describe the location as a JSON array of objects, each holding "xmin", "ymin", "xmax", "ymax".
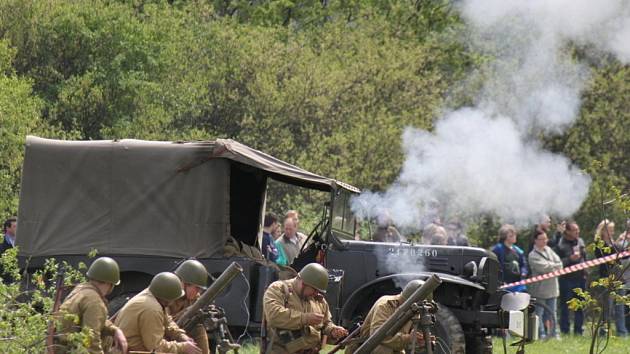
[
  {"xmin": 108, "ymin": 292, "xmax": 137, "ymax": 317},
  {"xmin": 432, "ymin": 305, "xmax": 465, "ymax": 354}
]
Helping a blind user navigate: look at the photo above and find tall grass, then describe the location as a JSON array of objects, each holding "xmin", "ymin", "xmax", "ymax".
[
  {"xmin": 493, "ymin": 335, "xmax": 628, "ymax": 353},
  {"xmin": 236, "ymin": 336, "xmax": 629, "ymax": 353}
]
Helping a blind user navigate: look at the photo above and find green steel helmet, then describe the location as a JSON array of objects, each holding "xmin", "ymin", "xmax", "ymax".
[
  {"xmin": 400, "ymin": 279, "xmax": 427, "ymax": 302},
  {"xmin": 86, "ymin": 257, "xmax": 121, "ymax": 286},
  {"xmin": 174, "ymin": 260, "xmax": 208, "ymax": 289},
  {"xmin": 298, "ymin": 263, "xmax": 328, "ymax": 294},
  {"xmin": 149, "ymin": 272, "xmax": 185, "ymax": 301}
]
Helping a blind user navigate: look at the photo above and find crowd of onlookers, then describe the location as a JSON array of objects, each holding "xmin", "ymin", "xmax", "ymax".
[
  {"xmin": 492, "ymin": 216, "xmax": 630, "ymax": 339},
  {"xmin": 261, "ymin": 210, "xmax": 308, "ymax": 267}
]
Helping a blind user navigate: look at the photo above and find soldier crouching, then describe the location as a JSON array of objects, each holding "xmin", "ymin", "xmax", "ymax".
[
  {"xmin": 345, "ymin": 280, "xmax": 428, "ymax": 354},
  {"xmin": 114, "ymin": 272, "xmax": 202, "ymax": 354},
  {"xmin": 167, "ymin": 259, "xmax": 211, "ymax": 354},
  {"xmin": 55, "ymin": 257, "xmax": 127, "ymax": 354},
  {"xmin": 262, "ymin": 263, "xmax": 348, "ymax": 354}
]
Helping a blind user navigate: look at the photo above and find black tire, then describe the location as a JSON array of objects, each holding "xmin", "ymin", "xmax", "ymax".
[
  {"xmin": 108, "ymin": 292, "xmax": 137, "ymax": 317},
  {"xmin": 433, "ymin": 304, "xmax": 466, "ymax": 354}
]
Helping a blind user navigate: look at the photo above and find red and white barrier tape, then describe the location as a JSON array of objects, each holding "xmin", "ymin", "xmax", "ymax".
[{"xmin": 499, "ymin": 249, "xmax": 630, "ymax": 290}]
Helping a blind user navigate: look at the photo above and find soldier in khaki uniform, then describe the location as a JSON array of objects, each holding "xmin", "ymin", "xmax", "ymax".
[
  {"xmin": 167, "ymin": 260, "xmax": 211, "ymax": 354},
  {"xmin": 346, "ymin": 280, "xmax": 427, "ymax": 354},
  {"xmin": 56, "ymin": 257, "xmax": 128, "ymax": 354},
  {"xmin": 263, "ymin": 263, "xmax": 348, "ymax": 354},
  {"xmin": 114, "ymin": 272, "xmax": 202, "ymax": 354}
]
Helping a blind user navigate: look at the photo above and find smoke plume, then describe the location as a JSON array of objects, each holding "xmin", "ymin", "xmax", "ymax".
[{"xmin": 353, "ymin": 0, "xmax": 630, "ymax": 229}]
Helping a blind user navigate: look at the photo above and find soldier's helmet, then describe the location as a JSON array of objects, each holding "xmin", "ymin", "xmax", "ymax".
[
  {"xmin": 298, "ymin": 263, "xmax": 328, "ymax": 294},
  {"xmin": 174, "ymin": 259, "xmax": 208, "ymax": 289},
  {"xmin": 86, "ymin": 257, "xmax": 121, "ymax": 286},
  {"xmin": 400, "ymin": 279, "xmax": 426, "ymax": 302},
  {"xmin": 149, "ymin": 272, "xmax": 185, "ymax": 301}
]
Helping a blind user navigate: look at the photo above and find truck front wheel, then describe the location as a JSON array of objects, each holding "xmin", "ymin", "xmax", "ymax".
[{"xmin": 431, "ymin": 305, "xmax": 466, "ymax": 354}]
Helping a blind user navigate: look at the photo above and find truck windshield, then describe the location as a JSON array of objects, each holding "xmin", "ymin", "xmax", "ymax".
[{"xmin": 331, "ymin": 189, "xmax": 357, "ymax": 239}]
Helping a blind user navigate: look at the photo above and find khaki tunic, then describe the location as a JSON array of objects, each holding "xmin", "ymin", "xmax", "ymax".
[
  {"xmin": 346, "ymin": 295, "xmax": 411, "ymax": 354},
  {"xmin": 57, "ymin": 283, "xmax": 119, "ymax": 354},
  {"xmin": 114, "ymin": 289, "xmax": 185, "ymax": 353},
  {"xmin": 167, "ymin": 295, "xmax": 209, "ymax": 354},
  {"xmin": 263, "ymin": 278, "xmax": 335, "ymax": 353}
]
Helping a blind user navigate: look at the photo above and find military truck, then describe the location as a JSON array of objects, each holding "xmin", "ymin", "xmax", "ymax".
[{"xmin": 17, "ymin": 136, "xmax": 535, "ymax": 354}]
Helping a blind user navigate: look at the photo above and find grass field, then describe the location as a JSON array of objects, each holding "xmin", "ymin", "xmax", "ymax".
[
  {"xmin": 492, "ymin": 335, "xmax": 628, "ymax": 354},
  {"xmin": 235, "ymin": 335, "xmax": 630, "ymax": 353}
]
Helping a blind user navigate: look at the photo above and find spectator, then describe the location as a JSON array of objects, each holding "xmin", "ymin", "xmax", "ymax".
[
  {"xmin": 492, "ymin": 224, "xmax": 528, "ymax": 292},
  {"xmin": 422, "ymin": 223, "xmax": 446, "ymax": 245},
  {"xmin": 615, "ymin": 219, "xmax": 630, "ymax": 334},
  {"xmin": 419, "ymin": 198, "xmax": 442, "ymax": 230},
  {"xmin": 422, "ymin": 223, "xmax": 447, "ymax": 245},
  {"xmin": 372, "ymin": 216, "xmax": 402, "ymax": 243},
  {"xmin": 261, "ymin": 213, "xmax": 280, "ymax": 263},
  {"xmin": 286, "ymin": 210, "xmax": 307, "ymax": 239},
  {"xmin": 1, "ymin": 217, "xmax": 17, "ymax": 254},
  {"xmin": 431, "ymin": 232, "xmax": 447, "ymax": 245},
  {"xmin": 272, "ymin": 219, "xmax": 288, "ymax": 266},
  {"xmin": 273, "ymin": 219, "xmax": 282, "ymax": 240},
  {"xmin": 445, "ymin": 220, "xmax": 470, "ymax": 246},
  {"xmin": 529, "ymin": 215, "xmax": 552, "ymax": 252},
  {"xmin": 275, "ymin": 218, "xmax": 306, "ymax": 266},
  {"xmin": 528, "ymin": 229, "xmax": 563, "ymax": 339},
  {"xmin": 618, "ymin": 218, "xmax": 630, "ymax": 241},
  {"xmin": 594, "ymin": 219, "xmax": 627, "ymax": 336},
  {"xmin": 1, "ymin": 217, "xmax": 17, "ymax": 283},
  {"xmin": 554, "ymin": 221, "xmax": 586, "ymax": 335},
  {"xmin": 548, "ymin": 219, "xmax": 566, "ymax": 249}
]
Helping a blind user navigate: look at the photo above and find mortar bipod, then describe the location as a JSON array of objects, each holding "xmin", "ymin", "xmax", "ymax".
[{"xmin": 409, "ymin": 301, "xmax": 438, "ymax": 354}]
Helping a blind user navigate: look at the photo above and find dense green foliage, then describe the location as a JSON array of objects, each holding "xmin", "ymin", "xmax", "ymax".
[
  {"xmin": 0, "ymin": 0, "xmax": 628, "ymax": 245},
  {"xmin": 0, "ymin": 248, "xmax": 89, "ymax": 352}
]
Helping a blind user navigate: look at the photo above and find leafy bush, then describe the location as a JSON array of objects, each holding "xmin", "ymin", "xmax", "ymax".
[{"xmin": 0, "ymin": 248, "xmax": 90, "ymax": 352}]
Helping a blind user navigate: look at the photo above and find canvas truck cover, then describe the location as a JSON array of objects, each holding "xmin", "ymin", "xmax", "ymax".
[{"xmin": 17, "ymin": 136, "xmax": 359, "ymax": 258}]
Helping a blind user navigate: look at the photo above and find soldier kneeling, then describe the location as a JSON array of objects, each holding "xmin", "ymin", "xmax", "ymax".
[{"xmin": 263, "ymin": 263, "xmax": 348, "ymax": 354}]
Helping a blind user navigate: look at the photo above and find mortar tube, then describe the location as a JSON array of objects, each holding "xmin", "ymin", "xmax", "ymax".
[{"xmin": 176, "ymin": 261, "xmax": 244, "ymax": 328}]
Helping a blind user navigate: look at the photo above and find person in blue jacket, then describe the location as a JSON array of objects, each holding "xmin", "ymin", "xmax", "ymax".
[
  {"xmin": 261, "ymin": 213, "xmax": 280, "ymax": 263},
  {"xmin": 492, "ymin": 224, "xmax": 528, "ymax": 292}
]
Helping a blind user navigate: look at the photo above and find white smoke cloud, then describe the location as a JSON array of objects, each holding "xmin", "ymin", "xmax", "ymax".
[
  {"xmin": 352, "ymin": 0, "xmax": 630, "ymax": 231},
  {"xmin": 606, "ymin": 17, "xmax": 630, "ymax": 62}
]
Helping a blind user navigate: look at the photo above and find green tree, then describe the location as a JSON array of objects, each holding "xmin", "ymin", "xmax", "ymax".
[
  {"xmin": 0, "ymin": 40, "xmax": 42, "ymax": 216},
  {"xmin": 546, "ymin": 61, "xmax": 630, "ymax": 238}
]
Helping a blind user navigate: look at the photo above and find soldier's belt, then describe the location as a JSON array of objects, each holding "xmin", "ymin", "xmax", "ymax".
[{"xmin": 277, "ymin": 328, "xmax": 305, "ymax": 343}]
